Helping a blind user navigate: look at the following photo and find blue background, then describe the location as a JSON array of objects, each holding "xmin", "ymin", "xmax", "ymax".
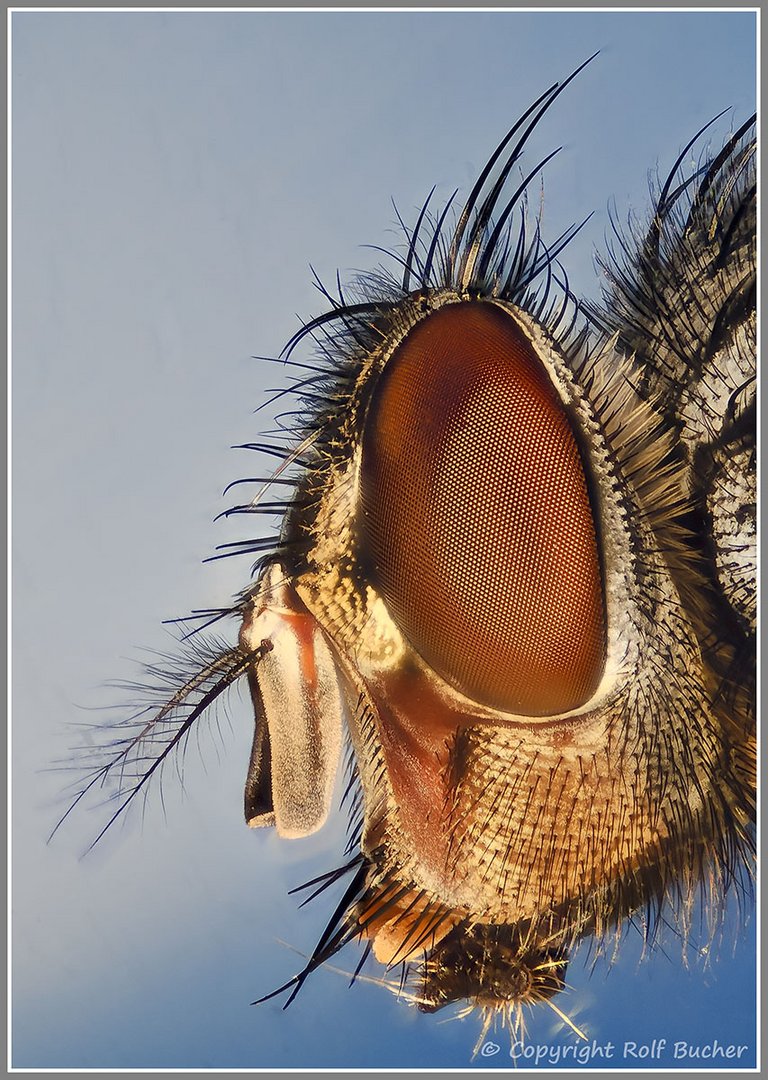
[{"xmin": 12, "ymin": 9, "xmax": 757, "ymax": 1069}]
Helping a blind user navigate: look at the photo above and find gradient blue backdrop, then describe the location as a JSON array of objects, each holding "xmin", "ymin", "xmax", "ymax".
[{"xmin": 12, "ymin": 9, "xmax": 757, "ymax": 1069}]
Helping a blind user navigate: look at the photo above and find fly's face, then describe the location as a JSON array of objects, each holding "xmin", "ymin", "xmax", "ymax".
[{"xmin": 59, "ymin": 60, "xmax": 755, "ymax": 1037}]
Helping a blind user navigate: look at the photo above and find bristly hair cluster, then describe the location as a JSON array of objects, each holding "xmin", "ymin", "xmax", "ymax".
[
  {"xmin": 587, "ymin": 113, "xmax": 756, "ymax": 733},
  {"xmin": 200, "ymin": 58, "xmax": 607, "ymax": 585}
]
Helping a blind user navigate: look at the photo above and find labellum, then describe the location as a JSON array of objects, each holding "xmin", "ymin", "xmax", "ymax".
[{"xmin": 55, "ymin": 56, "xmax": 755, "ymax": 1047}]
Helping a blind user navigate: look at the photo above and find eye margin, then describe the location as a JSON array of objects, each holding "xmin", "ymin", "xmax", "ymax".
[{"xmin": 356, "ymin": 295, "xmax": 608, "ymax": 718}]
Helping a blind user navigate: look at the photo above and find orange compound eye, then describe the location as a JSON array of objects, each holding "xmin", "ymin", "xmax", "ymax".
[{"xmin": 360, "ymin": 301, "xmax": 606, "ymax": 717}]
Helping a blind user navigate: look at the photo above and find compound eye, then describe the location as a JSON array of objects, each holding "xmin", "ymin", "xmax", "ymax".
[{"xmin": 360, "ymin": 301, "xmax": 605, "ymax": 716}]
